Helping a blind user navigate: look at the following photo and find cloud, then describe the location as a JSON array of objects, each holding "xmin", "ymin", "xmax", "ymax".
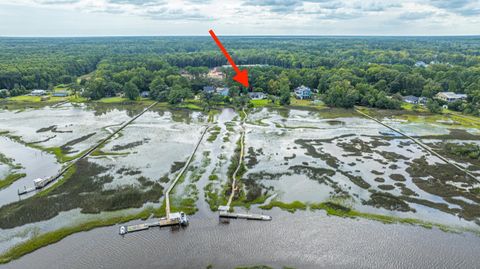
[
  {"xmin": 35, "ymin": 0, "xmax": 80, "ymax": 4},
  {"xmin": 398, "ymin": 11, "xmax": 435, "ymax": 21},
  {"xmin": 145, "ymin": 7, "xmax": 212, "ymax": 20},
  {"xmin": 107, "ymin": 0, "xmax": 164, "ymax": 6},
  {"xmin": 429, "ymin": 0, "xmax": 480, "ymax": 16},
  {"xmin": 243, "ymin": 0, "xmax": 302, "ymax": 13},
  {"xmin": 1, "ymin": 0, "xmax": 480, "ymax": 36}
]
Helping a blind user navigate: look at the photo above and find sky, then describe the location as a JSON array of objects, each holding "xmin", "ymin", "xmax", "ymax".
[{"xmin": 0, "ymin": 0, "xmax": 479, "ymax": 36}]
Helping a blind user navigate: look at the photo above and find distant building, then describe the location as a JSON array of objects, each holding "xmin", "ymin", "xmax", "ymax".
[
  {"xmin": 415, "ymin": 61, "xmax": 428, "ymax": 68},
  {"xmin": 52, "ymin": 91, "xmax": 68, "ymax": 97},
  {"xmin": 294, "ymin": 85, "xmax": 312, "ymax": 99},
  {"xmin": 419, "ymin": 97, "xmax": 427, "ymax": 105},
  {"xmin": 403, "ymin": 95, "xmax": 419, "ymax": 104},
  {"xmin": 216, "ymin": 87, "xmax": 229, "ymax": 96},
  {"xmin": 30, "ymin": 89, "xmax": 46, "ymax": 96},
  {"xmin": 203, "ymin": 86, "xmax": 215, "ymax": 94},
  {"xmin": 435, "ymin": 92, "xmax": 468, "ymax": 103},
  {"xmin": 248, "ymin": 92, "xmax": 267, "ymax": 100},
  {"xmin": 207, "ymin": 68, "xmax": 225, "ymax": 80},
  {"xmin": 140, "ymin": 91, "xmax": 150, "ymax": 98}
]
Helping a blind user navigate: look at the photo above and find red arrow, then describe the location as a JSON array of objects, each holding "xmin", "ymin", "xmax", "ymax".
[{"xmin": 209, "ymin": 29, "xmax": 249, "ymax": 88}]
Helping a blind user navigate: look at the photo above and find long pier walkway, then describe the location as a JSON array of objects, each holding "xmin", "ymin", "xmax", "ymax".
[
  {"xmin": 355, "ymin": 108, "xmax": 479, "ymax": 182},
  {"xmin": 165, "ymin": 125, "xmax": 210, "ymax": 218},
  {"xmin": 120, "ymin": 124, "xmax": 210, "ymax": 235},
  {"xmin": 221, "ymin": 108, "xmax": 272, "ymax": 221},
  {"xmin": 226, "ymin": 109, "xmax": 246, "ymax": 209},
  {"xmin": 19, "ymin": 102, "xmax": 159, "ymax": 195}
]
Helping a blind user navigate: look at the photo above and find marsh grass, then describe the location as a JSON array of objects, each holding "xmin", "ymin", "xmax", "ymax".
[
  {"xmin": 0, "ymin": 173, "xmax": 26, "ymax": 190},
  {"xmin": 0, "ymin": 209, "xmax": 153, "ymax": 264}
]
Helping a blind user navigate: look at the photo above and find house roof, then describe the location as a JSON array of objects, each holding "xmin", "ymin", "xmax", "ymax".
[
  {"xmin": 248, "ymin": 92, "xmax": 265, "ymax": 95},
  {"xmin": 437, "ymin": 92, "xmax": 467, "ymax": 98},
  {"xmin": 295, "ymin": 85, "xmax": 311, "ymax": 92},
  {"xmin": 403, "ymin": 95, "xmax": 419, "ymax": 100}
]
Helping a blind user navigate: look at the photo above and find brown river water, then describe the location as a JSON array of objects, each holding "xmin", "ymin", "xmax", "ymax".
[{"xmin": 1, "ymin": 209, "xmax": 479, "ymax": 269}]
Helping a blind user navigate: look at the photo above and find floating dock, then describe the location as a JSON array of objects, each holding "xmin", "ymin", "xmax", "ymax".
[
  {"xmin": 219, "ymin": 211, "xmax": 272, "ymax": 221},
  {"xmin": 119, "ymin": 212, "xmax": 188, "ymax": 235}
]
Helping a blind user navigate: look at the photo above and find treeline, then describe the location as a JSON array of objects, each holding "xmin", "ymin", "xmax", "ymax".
[{"xmin": 0, "ymin": 36, "xmax": 479, "ymax": 114}]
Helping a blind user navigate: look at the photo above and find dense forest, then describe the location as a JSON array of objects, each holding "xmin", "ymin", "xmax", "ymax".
[{"xmin": 0, "ymin": 36, "xmax": 479, "ymax": 114}]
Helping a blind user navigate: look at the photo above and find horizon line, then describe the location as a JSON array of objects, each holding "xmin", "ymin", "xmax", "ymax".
[{"xmin": 1, "ymin": 34, "xmax": 480, "ymax": 38}]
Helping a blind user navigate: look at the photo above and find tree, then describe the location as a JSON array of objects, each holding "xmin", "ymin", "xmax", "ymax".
[
  {"xmin": 84, "ymin": 78, "xmax": 107, "ymax": 100},
  {"xmin": 167, "ymin": 85, "xmax": 192, "ymax": 104},
  {"xmin": 324, "ymin": 80, "xmax": 359, "ymax": 108},
  {"xmin": 0, "ymin": 89, "xmax": 8, "ymax": 98},
  {"xmin": 149, "ymin": 77, "xmax": 169, "ymax": 101},
  {"xmin": 278, "ymin": 74, "xmax": 291, "ymax": 105},
  {"xmin": 422, "ymin": 79, "xmax": 442, "ymax": 98},
  {"xmin": 125, "ymin": 81, "xmax": 139, "ymax": 100},
  {"xmin": 426, "ymin": 99, "xmax": 442, "ymax": 114}
]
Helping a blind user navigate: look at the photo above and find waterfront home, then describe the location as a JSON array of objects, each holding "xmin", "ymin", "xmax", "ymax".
[
  {"xmin": 248, "ymin": 92, "xmax": 267, "ymax": 100},
  {"xmin": 203, "ymin": 86, "xmax": 215, "ymax": 94},
  {"xmin": 403, "ymin": 95, "xmax": 419, "ymax": 104},
  {"xmin": 294, "ymin": 85, "xmax": 312, "ymax": 99},
  {"xmin": 216, "ymin": 87, "xmax": 229, "ymax": 96},
  {"xmin": 140, "ymin": 91, "xmax": 150, "ymax": 98},
  {"xmin": 435, "ymin": 92, "xmax": 468, "ymax": 103},
  {"xmin": 30, "ymin": 89, "xmax": 47, "ymax": 96}
]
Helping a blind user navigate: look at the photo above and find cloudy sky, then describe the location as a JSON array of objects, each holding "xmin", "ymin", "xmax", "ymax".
[{"xmin": 0, "ymin": 0, "xmax": 479, "ymax": 36}]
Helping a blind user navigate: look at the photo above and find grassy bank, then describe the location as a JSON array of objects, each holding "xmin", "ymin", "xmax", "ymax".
[
  {"xmin": 0, "ymin": 208, "xmax": 154, "ymax": 264},
  {"xmin": 259, "ymin": 200, "xmax": 307, "ymax": 213},
  {"xmin": 260, "ymin": 199, "xmax": 480, "ymax": 235},
  {"xmin": 0, "ymin": 173, "xmax": 27, "ymax": 190}
]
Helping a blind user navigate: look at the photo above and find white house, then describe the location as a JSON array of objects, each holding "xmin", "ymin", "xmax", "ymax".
[
  {"xmin": 248, "ymin": 92, "xmax": 266, "ymax": 100},
  {"xmin": 30, "ymin": 89, "xmax": 47, "ymax": 96},
  {"xmin": 294, "ymin": 85, "xmax": 312, "ymax": 99},
  {"xmin": 435, "ymin": 92, "xmax": 467, "ymax": 103}
]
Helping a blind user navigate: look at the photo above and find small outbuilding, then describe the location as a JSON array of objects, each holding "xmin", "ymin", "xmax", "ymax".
[{"xmin": 31, "ymin": 89, "xmax": 47, "ymax": 96}]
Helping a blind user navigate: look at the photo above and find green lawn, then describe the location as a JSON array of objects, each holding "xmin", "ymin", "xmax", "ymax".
[
  {"xmin": 289, "ymin": 98, "xmax": 326, "ymax": 109},
  {"xmin": 53, "ymin": 84, "xmax": 69, "ymax": 92},
  {"xmin": 250, "ymin": 99, "xmax": 270, "ymax": 107},
  {"xmin": 401, "ymin": 102, "xmax": 428, "ymax": 112},
  {"xmin": 97, "ymin": 97, "xmax": 129, "ymax": 103},
  {"xmin": 8, "ymin": 95, "xmax": 65, "ymax": 103}
]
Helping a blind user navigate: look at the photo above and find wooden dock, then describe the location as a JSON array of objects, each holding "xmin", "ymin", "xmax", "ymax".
[
  {"xmin": 119, "ymin": 125, "xmax": 209, "ymax": 235},
  {"xmin": 226, "ymin": 109, "xmax": 246, "ymax": 210},
  {"xmin": 220, "ymin": 109, "xmax": 273, "ymax": 222},
  {"xmin": 219, "ymin": 211, "xmax": 272, "ymax": 221},
  {"xmin": 120, "ymin": 217, "xmax": 182, "ymax": 234}
]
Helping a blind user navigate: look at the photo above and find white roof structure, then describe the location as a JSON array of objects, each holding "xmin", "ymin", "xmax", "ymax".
[
  {"xmin": 169, "ymin": 212, "xmax": 182, "ymax": 220},
  {"xmin": 33, "ymin": 178, "xmax": 47, "ymax": 184},
  {"xmin": 438, "ymin": 92, "xmax": 466, "ymax": 98},
  {"xmin": 218, "ymin": 205, "xmax": 230, "ymax": 212}
]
